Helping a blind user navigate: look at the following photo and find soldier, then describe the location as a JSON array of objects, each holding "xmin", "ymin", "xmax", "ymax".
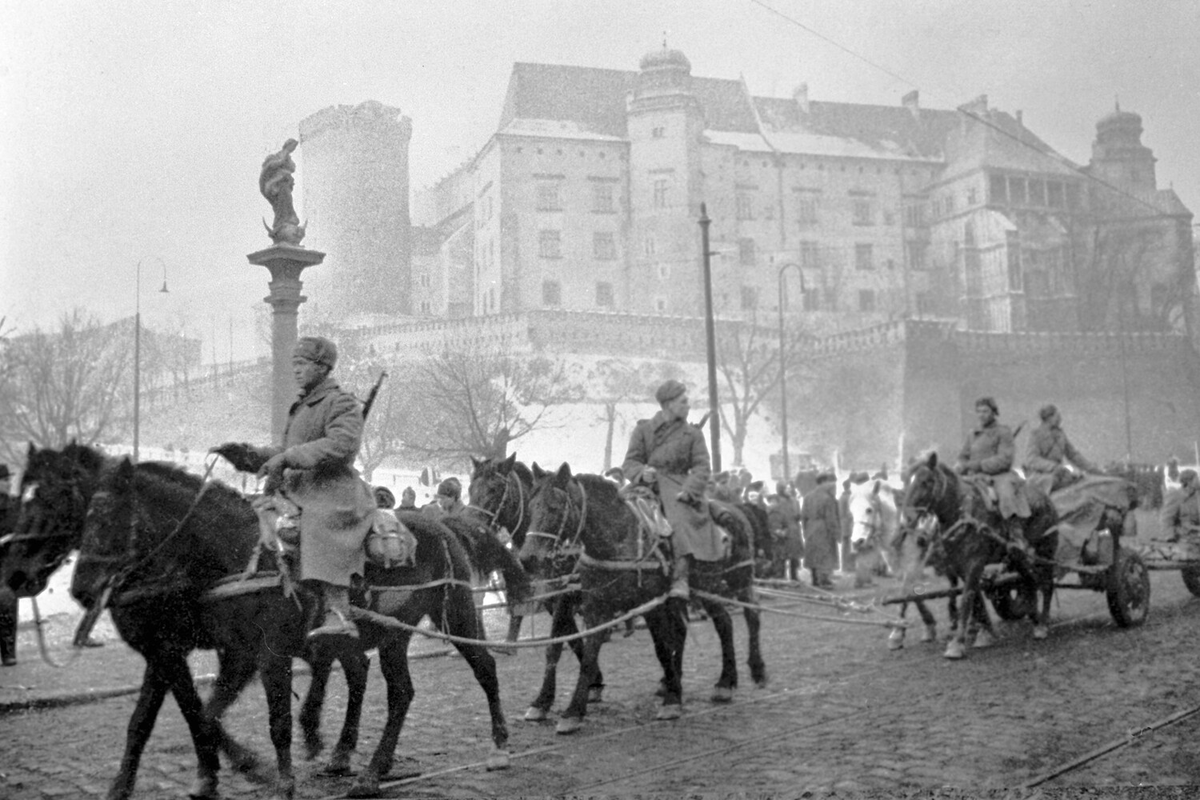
[
  {"xmin": 0, "ymin": 464, "xmax": 17, "ymax": 666},
  {"xmin": 1161, "ymin": 469, "xmax": 1200, "ymax": 542},
  {"xmin": 622, "ymin": 380, "xmax": 724, "ymax": 599},
  {"xmin": 956, "ymin": 396, "xmax": 1033, "ymax": 556},
  {"xmin": 1025, "ymin": 404, "xmax": 1099, "ymax": 492},
  {"xmin": 801, "ymin": 471, "xmax": 841, "ymax": 589}
]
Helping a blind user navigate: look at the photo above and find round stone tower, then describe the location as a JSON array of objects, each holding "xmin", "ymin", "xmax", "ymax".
[
  {"xmin": 298, "ymin": 101, "xmax": 414, "ymax": 321},
  {"xmin": 1089, "ymin": 104, "xmax": 1157, "ymax": 193}
]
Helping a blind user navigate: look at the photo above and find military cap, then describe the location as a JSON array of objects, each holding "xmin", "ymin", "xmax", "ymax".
[
  {"xmin": 655, "ymin": 379, "xmax": 687, "ymax": 405},
  {"xmin": 816, "ymin": 470, "xmax": 838, "ymax": 485},
  {"xmin": 974, "ymin": 396, "xmax": 999, "ymax": 414},
  {"xmin": 437, "ymin": 476, "xmax": 462, "ymax": 500},
  {"xmin": 293, "ymin": 336, "xmax": 338, "ymax": 369},
  {"xmin": 1039, "ymin": 403, "xmax": 1058, "ymax": 422},
  {"xmin": 373, "ymin": 486, "xmax": 396, "ymax": 509}
]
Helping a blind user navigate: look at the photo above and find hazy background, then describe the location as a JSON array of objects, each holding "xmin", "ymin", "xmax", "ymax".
[{"xmin": 3, "ymin": 0, "xmax": 1197, "ymax": 363}]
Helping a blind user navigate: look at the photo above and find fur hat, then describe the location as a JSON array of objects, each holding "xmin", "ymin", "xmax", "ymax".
[
  {"xmin": 816, "ymin": 470, "xmax": 838, "ymax": 485},
  {"xmin": 974, "ymin": 396, "xmax": 999, "ymax": 414},
  {"xmin": 373, "ymin": 486, "xmax": 396, "ymax": 509},
  {"xmin": 1039, "ymin": 403, "xmax": 1058, "ymax": 422},
  {"xmin": 436, "ymin": 477, "xmax": 462, "ymax": 500},
  {"xmin": 293, "ymin": 336, "xmax": 338, "ymax": 369},
  {"xmin": 655, "ymin": 379, "xmax": 687, "ymax": 405}
]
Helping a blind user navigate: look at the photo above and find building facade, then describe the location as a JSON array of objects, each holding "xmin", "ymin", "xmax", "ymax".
[{"xmin": 410, "ymin": 49, "xmax": 1194, "ymax": 338}]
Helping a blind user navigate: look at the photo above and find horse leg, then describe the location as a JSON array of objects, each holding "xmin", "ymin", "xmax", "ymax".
[
  {"xmin": 916, "ymin": 600, "xmax": 938, "ymax": 643},
  {"xmin": 256, "ymin": 651, "xmax": 296, "ymax": 800},
  {"xmin": 743, "ymin": 603, "xmax": 767, "ymax": 688},
  {"xmin": 705, "ymin": 598, "xmax": 737, "ymax": 702},
  {"xmin": 304, "ymin": 643, "xmax": 368, "ymax": 776},
  {"xmin": 160, "ymin": 653, "xmax": 223, "ymax": 800},
  {"xmin": 945, "ymin": 569, "xmax": 983, "ymax": 660},
  {"xmin": 525, "ymin": 600, "xmax": 572, "ymax": 720},
  {"xmin": 349, "ymin": 635, "xmax": 414, "ymax": 799},
  {"xmin": 105, "ymin": 656, "xmax": 174, "ymax": 800},
  {"xmin": 651, "ymin": 598, "xmax": 687, "ymax": 719},
  {"xmin": 446, "ymin": 603, "xmax": 510, "ymax": 771},
  {"xmin": 298, "ymin": 645, "xmax": 333, "ymax": 762},
  {"xmin": 1033, "ymin": 565, "xmax": 1054, "ymax": 640},
  {"xmin": 202, "ymin": 648, "xmax": 270, "ymax": 782},
  {"xmin": 971, "ymin": 593, "xmax": 998, "ymax": 648},
  {"xmin": 556, "ymin": 629, "xmax": 604, "ymax": 734}
]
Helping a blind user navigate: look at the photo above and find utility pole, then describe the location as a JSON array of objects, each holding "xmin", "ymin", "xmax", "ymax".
[{"xmin": 699, "ymin": 203, "xmax": 721, "ymax": 472}]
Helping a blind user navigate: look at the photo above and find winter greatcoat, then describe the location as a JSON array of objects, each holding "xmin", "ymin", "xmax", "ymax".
[
  {"xmin": 958, "ymin": 419, "xmax": 1030, "ymax": 519},
  {"xmin": 800, "ymin": 482, "xmax": 840, "ymax": 574},
  {"xmin": 270, "ymin": 376, "xmax": 375, "ymax": 587},
  {"xmin": 622, "ymin": 411, "xmax": 724, "ymax": 562},
  {"xmin": 1160, "ymin": 483, "xmax": 1200, "ymax": 540}
]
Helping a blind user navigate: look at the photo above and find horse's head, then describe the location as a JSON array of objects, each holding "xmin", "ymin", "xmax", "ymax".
[
  {"xmin": 2, "ymin": 442, "xmax": 105, "ymax": 597},
  {"xmin": 70, "ymin": 457, "xmax": 139, "ymax": 609},
  {"xmin": 467, "ymin": 453, "xmax": 529, "ymax": 544},
  {"xmin": 901, "ymin": 451, "xmax": 957, "ymax": 528},
  {"xmin": 520, "ymin": 462, "xmax": 586, "ymax": 579},
  {"xmin": 847, "ymin": 479, "xmax": 898, "ymax": 555}
]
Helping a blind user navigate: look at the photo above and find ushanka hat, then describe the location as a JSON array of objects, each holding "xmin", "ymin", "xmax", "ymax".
[
  {"xmin": 655, "ymin": 379, "xmax": 687, "ymax": 404},
  {"xmin": 293, "ymin": 336, "xmax": 338, "ymax": 369}
]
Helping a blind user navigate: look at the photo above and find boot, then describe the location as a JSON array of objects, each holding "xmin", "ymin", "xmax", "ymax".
[
  {"xmin": 669, "ymin": 555, "xmax": 691, "ymax": 599},
  {"xmin": 307, "ymin": 582, "xmax": 359, "ymax": 642}
]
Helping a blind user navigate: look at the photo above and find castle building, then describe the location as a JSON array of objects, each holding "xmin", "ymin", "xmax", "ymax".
[
  {"xmin": 298, "ymin": 101, "xmax": 414, "ymax": 321},
  {"xmin": 410, "ymin": 49, "xmax": 1194, "ymax": 337}
]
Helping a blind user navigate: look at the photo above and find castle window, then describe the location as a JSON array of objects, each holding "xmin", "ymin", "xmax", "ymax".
[
  {"xmin": 644, "ymin": 236, "xmax": 656, "ymax": 257},
  {"xmin": 653, "ymin": 179, "xmax": 669, "ymax": 208},
  {"xmin": 538, "ymin": 230, "xmax": 562, "ymax": 259},
  {"xmin": 739, "ymin": 237, "xmax": 756, "ymax": 266},
  {"xmin": 858, "ymin": 290, "xmax": 876, "ymax": 312},
  {"xmin": 736, "ymin": 193, "xmax": 754, "ymax": 220},
  {"xmin": 1047, "ymin": 181, "xmax": 1065, "ymax": 208},
  {"xmin": 1007, "ymin": 248, "xmax": 1023, "ymax": 292},
  {"xmin": 915, "ymin": 292, "xmax": 933, "ymax": 316},
  {"xmin": 741, "ymin": 286, "xmax": 759, "ymax": 311},
  {"xmin": 855, "ymin": 243, "xmax": 874, "ymax": 271},
  {"xmin": 795, "ymin": 191, "xmax": 819, "ymax": 227},
  {"xmin": 657, "ymin": 263, "xmax": 670, "ymax": 280},
  {"xmin": 592, "ymin": 183, "xmax": 614, "ymax": 213},
  {"xmin": 967, "ymin": 186, "xmax": 978, "ymax": 205},
  {"xmin": 906, "ymin": 240, "xmax": 927, "ymax": 271},
  {"xmin": 536, "ymin": 181, "xmax": 562, "ymax": 211},
  {"xmin": 1028, "ymin": 179, "xmax": 1046, "ymax": 206},
  {"xmin": 903, "ymin": 202, "xmax": 925, "ymax": 228},
  {"xmin": 990, "ymin": 174, "xmax": 1008, "ymax": 204},
  {"xmin": 655, "ymin": 296, "xmax": 668, "ymax": 313},
  {"xmin": 652, "ymin": 126, "xmax": 665, "ymax": 138},
  {"xmin": 593, "ymin": 231, "xmax": 617, "ymax": 260},
  {"xmin": 542, "ymin": 280, "xmax": 562, "ymax": 307},
  {"xmin": 944, "ymin": 193, "xmax": 955, "ymax": 215},
  {"xmin": 596, "ymin": 282, "xmax": 614, "ymax": 307},
  {"xmin": 1008, "ymin": 177, "xmax": 1027, "ymax": 205},
  {"xmin": 800, "ymin": 240, "xmax": 821, "ymax": 271},
  {"xmin": 852, "ymin": 198, "xmax": 874, "ymax": 226}
]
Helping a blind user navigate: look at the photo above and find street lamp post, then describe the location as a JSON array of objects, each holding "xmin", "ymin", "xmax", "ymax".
[
  {"xmin": 133, "ymin": 258, "xmax": 169, "ymax": 463},
  {"xmin": 777, "ymin": 262, "xmax": 806, "ymax": 482},
  {"xmin": 699, "ymin": 203, "xmax": 722, "ymax": 472}
]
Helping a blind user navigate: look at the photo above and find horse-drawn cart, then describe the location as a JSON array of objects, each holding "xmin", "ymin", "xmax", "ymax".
[{"xmin": 1132, "ymin": 534, "xmax": 1200, "ymax": 597}]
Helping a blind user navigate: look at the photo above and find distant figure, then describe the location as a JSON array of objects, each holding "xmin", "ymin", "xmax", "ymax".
[
  {"xmin": 1161, "ymin": 469, "xmax": 1200, "ymax": 542},
  {"xmin": 801, "ymin": 471, "xmax": 840, "ymax": 590},
  {"xmin": 423, "ymin": 477, "xmax": 465, "ymax": 517},
  {"xmin": 1025, "ymin": 404, "xmax": 1099, "ymax": 493},
  {"xmin": 259, "ymin": 138, "xmax": 305, "ymax": 245},
  {"xmin": 373, "ymin": 486, "xmax": 396, "ymax": 510},
  {"xmin": 398, "ymin": 486, "xmax": 417, "ymax": 509},
  {"xmin": 957, "ymin": 396, "xmax": 1032, "ymax": 557}
]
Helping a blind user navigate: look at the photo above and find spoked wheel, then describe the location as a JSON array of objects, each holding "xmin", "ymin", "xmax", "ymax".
[
  {"xmin": 1182, "ymin": 565, "xmax": 1200, "ymax": 597},
  {"xmin": 1106, "ymin": 547, "xmax": 1150, "ymax": 627}
]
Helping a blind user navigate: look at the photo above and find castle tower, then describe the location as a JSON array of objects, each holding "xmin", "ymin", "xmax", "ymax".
[
  {"xmin": 298, "ymin": 101, "xmax": 414, "ymax": 320},
  {"xmin": 1089, "ymin": 104, "xmax": 1157, "ymax": 192},
  {"xmin": 626, "ymin": 47, "xmax": 707, "ymax": 316}
]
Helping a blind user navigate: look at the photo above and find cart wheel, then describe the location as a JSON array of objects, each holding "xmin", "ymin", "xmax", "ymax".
[
  {"xmin": 1106, "ymin": 547, "xmax": 1150, "ymax": 627},
  {"xmin": 1182, "ymin": 566, "xmax": 1200, "ymax": 597}
]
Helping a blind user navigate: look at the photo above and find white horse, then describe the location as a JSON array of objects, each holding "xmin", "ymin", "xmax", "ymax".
[{"xmin": 847, "ymin": 480, "xmax": 967, "ymax": 650}]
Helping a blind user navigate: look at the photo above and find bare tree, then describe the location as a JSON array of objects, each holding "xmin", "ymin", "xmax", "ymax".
[
  {"xmin": 400, "ymin": 349, "xmax": 584, "ymax": 466},
  {"xmin": 590, "ymin": 359, "xmax": 685, "ymax": 471},
  {"xmin": 714, "ymin": 314, "xmax": 809, "ymax": 467},
  {"xmin": 0, "ymin": 309, "xmax": 132, "ymax": 463}
]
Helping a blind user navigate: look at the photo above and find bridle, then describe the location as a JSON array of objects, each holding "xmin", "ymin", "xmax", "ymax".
[
  {"xmin": 524, "ymin": 479, "xmax": 588, "ymax": 562},
  {"xmin": 474, "ymin": 470, "xmax": 526, "ymax": 539}
]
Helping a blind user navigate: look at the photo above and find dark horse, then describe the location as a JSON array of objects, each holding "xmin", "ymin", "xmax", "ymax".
[
  {"xmin": 522, "ymin": 462, "xmax": 766, "ymax": 733},
  {"xmin": 57, "ymin": 453, "xmax": 514, "ymax": 800},
  {"xmin": 903, "ymin": 453, "xmax": 1059, "ymax": 660},
  {"xmin": 467, "ymin": 454, "xmax": 608, "ymax": 716}
]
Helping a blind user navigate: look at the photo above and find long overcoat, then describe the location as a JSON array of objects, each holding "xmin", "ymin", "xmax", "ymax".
[
  {"xmin": 1161, "ymin": 484, "xmax": 1200, "ymax": 539},
  {"xmin": 272, "ymin": 377, "xmax": 375, "ymax": 587},
  {"xmin": 622, "ymin": 412, "xmax": 724, "ymax": 561},
  {"xmin": 958, "ymin": 420, "xmax": 1030, "ymax": 518},
  {"xmin": 800, "ymin": 482, "xmax": 840, "ymax": 573}
]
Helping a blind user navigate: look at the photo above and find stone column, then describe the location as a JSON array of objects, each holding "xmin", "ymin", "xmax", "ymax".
[{"xmin": 247, "ymin": 243, "xmax": 325, "ymax": 445}]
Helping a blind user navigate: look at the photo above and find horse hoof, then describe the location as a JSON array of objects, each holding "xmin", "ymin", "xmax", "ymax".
[
  {"xmin": 587, "ymin": 686, "xmax": 604, "ymax": 703},
  {"xmin": 346, "ymin": 778, "xmax": 380, "ymax": 799},
  {"xmin": 187, "ymin": 776, "xmax": 219, "ymax": 800},
  {"xmin": 710, "ymin": 686, "xmax": 734, "ymax": 703},
  {"xmin": 485, "ymin": 748, "xmax": 510, "ymax": 771},
  {"xmin": 943, "ymin": 641, "xmax": 965, "ymax": 660},
  {"xmin": 921, "ymin": 626, "xmax": 937, "ymax": 644},
  {"xmin": 973, "ymin": 629, "xmax": 996, "ymax": 649},
  {"xmin": 318, "ymin": 751, "xmax": 354, "ymax": 777},
  {"xmin": 556, "ymin": 716, "xmax": 583, "ymax": 735},
  {"xmin": 655, "ymin": 704, "xmax": 683, "ymax": 721},
  {"xmin": 1032, "ymin": 625, "xmax": 1048, "ymax": 640},
  {"xmin": 524, "ymin": 706, "xmax": 549, "ymax": 722},
  {"xmin": 754, "ymin": 676, "xmax": 768, "ymax": 689},
  {"xmin": 887, "ymin": 630, "xmax": 905, "ymax": 650}
]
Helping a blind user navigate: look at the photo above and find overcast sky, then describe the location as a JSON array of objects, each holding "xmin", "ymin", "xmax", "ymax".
[{"xmin": 2, "ymin": 0, "xmax": 1197, "ymax": 363}]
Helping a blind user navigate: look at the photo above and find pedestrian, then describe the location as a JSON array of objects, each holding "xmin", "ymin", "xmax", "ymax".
[
  {"xmin": 770, "ymin": 481, "xmax": 803, "ymax": 581},
  {"xmin": 423, "ymin": 477, "xmax": 465, "ymax": 517},
  {"xmin": 398, "ymin": 486, "xmax": 417, "ymax": 509},
  {"xmin": 622, "ymin": 380, "xmax": 724, "ymax": 599},
  {"xmin": 801, "ymin": 470, "xmax": 841, "ymax": 589},
  {"xmin": 1, "ymin": 464, "xmax": 18, "ymax": 666},
  {"xmin": 373, "ymin": 485, "xmax": 396, "ymax": 510}
]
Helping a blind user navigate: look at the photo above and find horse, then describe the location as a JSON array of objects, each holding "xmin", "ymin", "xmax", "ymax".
[
  {"xmin": 902, "ymin": 452, "xmax": 1059, "ymax": 660},
  {"xmin": 63, "ymin": 454, "xmax": 514, "ymax": 800},
  {"xmin": 521, "ymin": 462, "xmax": 766, "ymax": 733},
  {"xmin": 846, "ymin": 478, "xmax": 964, "ymax": 649},
  {"xmin": 467, "ymin": 454, "xmax": 607, "ymax": 714}
]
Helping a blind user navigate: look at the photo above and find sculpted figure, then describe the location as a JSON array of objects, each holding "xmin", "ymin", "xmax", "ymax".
[{"xmin": 260, "ymin": 138, "xmax": 306, "ymax": 245}]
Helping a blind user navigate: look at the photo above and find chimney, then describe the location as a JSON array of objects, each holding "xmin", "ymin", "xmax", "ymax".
[
  {"xmin": 902, "ymin": 89, "xmax": 919, "ymax": 118},
  {"xmin": 793, "ymin": 83, "xmax": 809, "ymax": 114},
  {"xmin": 958, "ymin": 94, "xmax": 988, "ymax": 117}
]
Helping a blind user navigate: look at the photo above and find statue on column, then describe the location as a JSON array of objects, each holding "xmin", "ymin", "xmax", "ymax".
[{"xmin": 260, "ymin": 138, "xmax": 306, "ymax": 246}]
